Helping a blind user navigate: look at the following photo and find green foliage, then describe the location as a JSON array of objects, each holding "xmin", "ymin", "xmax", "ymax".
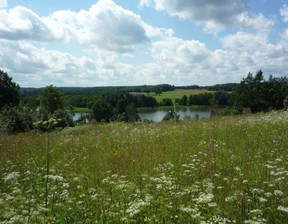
[
  {"xmin": 39, "ymin": 85, "xmax": 64, "ymax": 115},
  {"xmin": 0, "ymin": 105, "xmax": 33, "ymax": 133},
  {"xmin": 189, "ymin": 92, "xmax": 213, "ymax": 105},
  {"xmin": 160, "ymin": 98, "xmax": 173, "ymax": 106},
  {"xmin": 233, "ymin": 71, "xmax": 288, "ymax": 113},
  {"xmin": 92, "ymin": 99, "xmax": 113, "ymax": 122},
  {"xmin": 52, "ymin": 109, "xmax": 75, "ymax": 128},
  {"xmin": 175, "ymin": 95, "xmax": 188, "ymax": 106},
  {"xmin": 0, "ymin": 70, "xmax": 20, "ymax": 110},
  {"xmin": 125, "ymin": 103, "xmax": 140, "ymax": 123},
  {"xmin": 217, "ymin": 108, "xmax": 242, "ymax": 116},
  {"xmin": 33, "ymin": 118, "xmax": 63, "ymax": 133}
]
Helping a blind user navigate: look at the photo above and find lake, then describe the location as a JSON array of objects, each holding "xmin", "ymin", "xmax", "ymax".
[
  {"xmin": 138, "ymin": 107, "xmax": 211, "ymax": 122},
  {"xmin": 73, "ymin": 112, "xmax": 88, "ymax": 121},
  {"xmin": 73, "ymin": 107, "xmax": 211, "ymax": 122}
]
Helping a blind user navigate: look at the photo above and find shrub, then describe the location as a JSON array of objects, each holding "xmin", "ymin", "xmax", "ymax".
[{"xmin": 0, "ymin": 105, "xmax": 33, "ymax": 134}]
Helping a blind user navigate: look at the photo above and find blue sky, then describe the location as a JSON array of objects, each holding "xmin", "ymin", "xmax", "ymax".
[{"xmin": 0, "ymin": 0, "xmax": 288, "ymax": 87}]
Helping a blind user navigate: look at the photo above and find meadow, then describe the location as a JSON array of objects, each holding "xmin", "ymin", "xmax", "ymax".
[
  {"xmin": 1, "ymin": 111, "xmax": 288, "ymax": 223},
  {"xmin": 148, "ymin": 89, "xmax": 214, "ymax": 102}
]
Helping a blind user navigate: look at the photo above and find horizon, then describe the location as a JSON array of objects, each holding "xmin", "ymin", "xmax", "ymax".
[{"xmin": 1, "ymin": 0, "xmax": 288, "ymax": 87}]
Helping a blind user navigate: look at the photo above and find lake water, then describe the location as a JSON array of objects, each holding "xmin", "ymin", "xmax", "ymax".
[
  {"xmin": 138, "ymin": 107, "xmax": 211, "ymax": 122},
  {"xmin": 73, "ymin": 107, "xmax": 211, "ymax": 122},
  {"xmin": 73, "ymin": 112, "xmax": 88, "ymax": 121}
]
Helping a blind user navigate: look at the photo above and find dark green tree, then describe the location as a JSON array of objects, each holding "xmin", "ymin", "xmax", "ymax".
[
  {"xmin": 39, "ymin": 85, "xmax": 64, "ymax": 115},
  {"xmin": 180, "ymin": 95, "xmax": 188, "ymax": 106},
  {"xmin": 160, "ymin": 98, "xmax": 173, "ymax": 106},
  {"xmin": 125, "ymin": 103, "xmax": 140, "ymax": 122},
  {"xmin": 92, "ymin": 99, "xmax": 113, "ymax": 122},
  {"xmin": 233, "ymin": 70, "xmax": 268, "ymax": 113},
  {"xmin": 0, "ymin": 70, "xmax": 20, "ymax": 110}
]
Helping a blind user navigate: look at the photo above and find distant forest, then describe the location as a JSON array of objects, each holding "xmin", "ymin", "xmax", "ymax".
[{"xmin": 20, "ymin": 83, "xmax": 238, "ymax": 96}]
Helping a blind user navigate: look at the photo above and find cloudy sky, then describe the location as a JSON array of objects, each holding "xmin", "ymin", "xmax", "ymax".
[{"xmin": 0, "ymin": 0, "xmax": 288, "ymax": 87}]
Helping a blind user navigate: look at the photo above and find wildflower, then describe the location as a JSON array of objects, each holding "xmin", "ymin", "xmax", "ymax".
[
  {"xmin": 274, "ymin": 190, "xmax": 283, "ymax": 196},
  {"xmin": 3, "ymin": 172, "xmax": 20, "ymax": 183},
  {"xmin": 277, "ymin": 206, "xmax": 288, "ymax": 213}
]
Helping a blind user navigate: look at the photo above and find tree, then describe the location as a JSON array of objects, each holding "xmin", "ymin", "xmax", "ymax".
[
  {"xmin": 0, "ymin": 70, "xmax": 20, "ymax": 110},
  {"xmin": 39, "ymin": 85, "xmax": 64, "ymax": 115},
  {"xmin": 160, "ymin": 98, "xmax": 173, "ymax": 106},
  {"xmin": 92, "ymin": 99, "xmax": 113, "ymax": 122},
  {"xmin": 180, "ymin": 95, "xmax": 188, "ymax": 106},
  {"xmin": 53, "ymin": 109, "xmax": 74, "ymax": 128},
  {"xmin": 125, "ymin": 103, "xmax": 140, "ymax": 122},
  {"xmin": 233, "ymin": 70, "xmax": 288, "ymax": 113}
]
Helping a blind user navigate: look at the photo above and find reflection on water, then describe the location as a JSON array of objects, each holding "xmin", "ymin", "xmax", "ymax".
[{"xmin": 138, "ymin": 107, "xmax": 211, "ymax": 122}]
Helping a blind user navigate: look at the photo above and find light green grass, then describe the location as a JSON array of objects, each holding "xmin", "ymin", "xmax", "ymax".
[
  {"xmin": 73, "ymin": 106, "xmax": 92, "ymax": 113},
  {"xmin": 1, "ymin": 111, "xmax": 288, "ymax": 223},
  {"xmin": 149, "ymin": 89, "xmax": 214, "ymax": 102}
]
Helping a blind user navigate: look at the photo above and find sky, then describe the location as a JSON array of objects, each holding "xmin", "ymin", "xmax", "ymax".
[{"xmin": 0, "ymin": 0, "xmax": 288, "ymax": 87}]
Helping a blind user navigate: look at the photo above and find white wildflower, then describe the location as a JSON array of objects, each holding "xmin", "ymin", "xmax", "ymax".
[
  {"xmin": 3, "ymin": 172, "xmax": 20, "ymax": 182},
  {"xmin": 277, "ymin": 206, "xmax": 288, "ymax": 213},
  {"xmin": 274, "ymin": 190, "xmax": 283, "ymax": 196}
]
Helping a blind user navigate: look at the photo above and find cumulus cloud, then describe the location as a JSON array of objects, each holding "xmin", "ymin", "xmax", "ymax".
[
  {"xmin": 51, "ymin": 0, "xmax": 149, "ymax": 52},
  {"xmin": 139, "ymin": 0, "xmax": 274, "ymax": 33},
  {"xmin": 280, "ymin": 4, "xmax": 288, "ymax": 22},
  {"xmin": 0, "ymin": 0, "xmax": 151, "ymax": 52},
  {"xmin": 139, "ymin": 0, "xmax": 249, "ymax": 31},
  {"xmin": 145, "ymin": 33, "xmax": 288, "ymax": 85},
  {"xmin": 0, "ymin": 6, "xmax": 70, "ymax": 42},
  {"xmin": 0, "ymin": 40, "xmax": 100, "ymax": 86},
  {"xmin": 0, "ymin": 0, "xmax": 7, "ymax": 8},
  {"xmin": 0, "ymin": 39, "xmax": 142, "ymax": 87},
  {"xmin": 221, "ymin": 32, "xmax": 268, "ymax": 52},
  {"xmin": 237, "ymin": 13, "xmax": 274, "ymax": 33}
]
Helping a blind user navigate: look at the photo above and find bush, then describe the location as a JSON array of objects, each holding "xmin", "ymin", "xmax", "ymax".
[
  {"xmin": 217, "ymin": 108, "xmax": 242, "ymax": 117},
  {"xmin": 0, "ymin": 106, "xmax": 33, "ymax": 134}
]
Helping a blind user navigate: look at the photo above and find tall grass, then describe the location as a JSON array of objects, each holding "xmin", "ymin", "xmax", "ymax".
[{"xmin": 1, "ymin": 111, "xmax": 288, "ymax": 223}]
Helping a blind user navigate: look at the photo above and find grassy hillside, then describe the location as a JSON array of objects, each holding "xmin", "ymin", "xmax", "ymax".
[
  {"xmin": 148, "ymin": 89, "xmax": 214, "ymax": 102},
  {"xmin": 1, "ymin": 112, "xmax": 288, "ymax": 223}
]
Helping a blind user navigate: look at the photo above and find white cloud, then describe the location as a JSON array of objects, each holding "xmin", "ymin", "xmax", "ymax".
[
  {"xmin": 0, "ymin": 0, "xmax": 151, "ymax": 53},
  {"xmin": 221, "ymin": 32, "xmax": 268, "ymax": 52},
  {"xmin": 0, "ymin": 0, "xmax": 7, "ymax": 8},
  {"xmin": 140, "ymin": 0, "xmax": 249, "ymax": 32},
  {"xmin": 0, "ymin": 6, "xmax": 71, "ymax": 42},
  {"xmin": 52, "ymin": 0, "xmax": 149, "ymax": 52},
  {"xmin": 139, "ymin": 0, "xmax": 274, "ymax": 33},
  {"xmin": 280, "ymin": 4, "xmax": 288, "ymax": 22},
  {"xmin": 0, "ymin": 40, "xmax": 99, "ymax": 86},
  {"xmin": 144, "ymin": 33, "xmax": 288, "ymax": 85},
  {"xmin": 0, "ymin": 39, "xmax": 142, "ymax": 87},
  {"xmin": 237, "ymin": 13, "xmax": 274, "ymax": 33}
]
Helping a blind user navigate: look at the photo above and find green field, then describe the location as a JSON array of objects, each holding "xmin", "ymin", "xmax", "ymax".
[
  {"xmin": 149, "ymin": 89, "xmax": 214, "ymax": 102},
  {"xmin": 1, "ymin": 111, "xmax": 288, "ymax": 223}
]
